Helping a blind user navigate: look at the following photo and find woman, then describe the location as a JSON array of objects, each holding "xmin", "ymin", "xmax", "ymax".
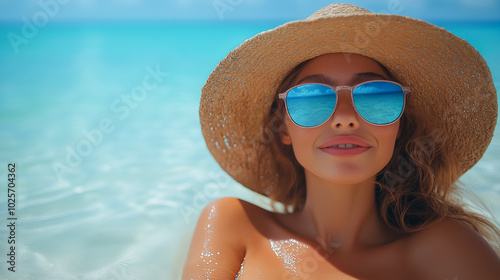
[{"xmin": 183, "ymin": 4, "xmax": 500, "ymax": 279}]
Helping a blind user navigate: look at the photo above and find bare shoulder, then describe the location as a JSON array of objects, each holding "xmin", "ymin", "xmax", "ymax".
[
  {"xmin": 182, "ymin": 197, "xmax": 271, "ymax": 279},
  {"xmin": 198, "ymin": 196, "xmax": 272, "ymax": 233},
  {"xmin": 407, "ymin": 219, "xmax": 500, "ymax": 279},
  {"xmin": 201, "ymin": 196, "xmax": 254, "ymax": 226}
]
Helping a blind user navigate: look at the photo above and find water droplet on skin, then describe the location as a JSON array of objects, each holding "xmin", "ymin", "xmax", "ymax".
[
  {"xmin": 235, "ymin": 258, "xmax": 245, "ymax": 279},
  {"xmin": 270, "ymin": 239, "xmax": 309, "ymax": 275}
]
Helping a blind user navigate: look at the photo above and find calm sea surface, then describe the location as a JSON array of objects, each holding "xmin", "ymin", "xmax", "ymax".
[{"xmin": 0, "ymin": 21, "xmax": 499, "ymax": 279}]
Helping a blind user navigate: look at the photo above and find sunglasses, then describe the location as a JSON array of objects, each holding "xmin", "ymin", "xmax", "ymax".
[{"xmin": 278, "ymin": 80, "xmax": 410, "ymax": 127}]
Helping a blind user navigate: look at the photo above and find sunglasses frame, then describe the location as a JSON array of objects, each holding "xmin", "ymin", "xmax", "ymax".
[{"xmin": 278, "ymin": 80, "xmax": 411, "ymax": 128}]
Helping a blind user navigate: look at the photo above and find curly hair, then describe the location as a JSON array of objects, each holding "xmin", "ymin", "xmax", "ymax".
[{"xmin": 263, "ymin": 54, "xmax": 500, "ymax": 252}]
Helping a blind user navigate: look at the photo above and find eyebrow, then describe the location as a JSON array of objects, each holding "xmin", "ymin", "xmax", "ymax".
[{"xmin": 296, "ymin": 72, "xmax": 388, "ymax": 86}]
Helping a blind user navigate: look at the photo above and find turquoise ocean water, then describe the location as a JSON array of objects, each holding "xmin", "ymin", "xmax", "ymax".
[{"xmin": 0, "ymin": 21, "xmax": 499, "ymax": 279}]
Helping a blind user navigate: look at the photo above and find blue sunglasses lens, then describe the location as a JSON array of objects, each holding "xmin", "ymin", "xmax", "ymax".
[
  {"xmin": 286, "ymin": 84, "xmax": 336, "ymax": 127},
  {"xmin": 285, "ymin": 81, "xmax": 405, "ymax": 127},
  {"xmin": 352, "ymin": 81, "xmax": 405, "ymax": 125}
]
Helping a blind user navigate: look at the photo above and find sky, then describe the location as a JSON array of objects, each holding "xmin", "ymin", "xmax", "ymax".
[{"xmin": 0, "ymin": 0, "xmax": 499, "ymax": 22}]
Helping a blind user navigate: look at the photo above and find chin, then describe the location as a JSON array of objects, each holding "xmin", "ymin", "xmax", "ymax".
[
  {"xmin": 312, "ymin": 169, "xmax": 378, "ymax": 186},
  {"xmin": 328, "ymin": 177, "xmax": 377, "ymax": 186}
]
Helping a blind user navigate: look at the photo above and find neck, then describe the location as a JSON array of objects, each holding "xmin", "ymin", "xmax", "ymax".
[{"xmin": 294, "ymin": 170, "xmax": 394, "ymax": 252}]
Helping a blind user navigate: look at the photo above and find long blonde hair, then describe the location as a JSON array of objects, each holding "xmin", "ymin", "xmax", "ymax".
[{"xmin": 263, "ymin": 56, "xmax": 500, "ymax": 252}]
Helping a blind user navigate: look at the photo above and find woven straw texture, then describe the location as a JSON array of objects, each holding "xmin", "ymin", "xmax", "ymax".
[{"xmin": 199, "ymin": 4, "xmax": 497, "ymax": 196}]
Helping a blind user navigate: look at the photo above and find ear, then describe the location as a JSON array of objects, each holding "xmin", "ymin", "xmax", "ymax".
[{"xmin": 280, "ymin": 128, "xmax": 292, "ymax": 145}]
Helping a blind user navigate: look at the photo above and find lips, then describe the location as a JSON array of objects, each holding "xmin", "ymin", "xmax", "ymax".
[
  {"xmin": 319, "ymin": 135, "xmax": 371, "ymax": 148},
  {"xmin": 327, "ymin": 144, "xmax": 362, "ymax": 148},
  {"xmin": 319, "ymin": 135, "xmax": 371, "ymax": 156}
]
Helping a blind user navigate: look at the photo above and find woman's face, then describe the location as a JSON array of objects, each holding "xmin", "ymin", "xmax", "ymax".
[{"xmin": 281, "ymin": 53, "xmax": 400, "ymax": 185}]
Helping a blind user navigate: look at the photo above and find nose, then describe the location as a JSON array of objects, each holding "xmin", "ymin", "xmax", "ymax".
[{"xmin": 329, "ymin": 90, "xmax": 360, "ymax": 129}]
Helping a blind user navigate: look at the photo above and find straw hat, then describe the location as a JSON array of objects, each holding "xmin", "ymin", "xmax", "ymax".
[{"xmin": 199, "ymin": 3, "xmax": 497, "ymax": 197}]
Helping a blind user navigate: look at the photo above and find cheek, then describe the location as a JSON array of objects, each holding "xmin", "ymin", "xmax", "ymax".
[
  {"xmin": 286, "ymin": 127, "xmax": 309, "ymax": 154},
  {"xmin": 376, "ymin": 125, "xmax": 400, "ymax": 162},
  {"xmin": 282, "ymin": 116, "xmax": 302, "ymax": 145},
  {"xmin": 283, "ymin": 119, "xmax": 315, "ymax": 164}
]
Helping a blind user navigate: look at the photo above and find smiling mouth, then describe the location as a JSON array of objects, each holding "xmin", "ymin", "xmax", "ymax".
[
  {"xmin": 326, "ymin": 144, "xmax": 363, "ymax": 149},
  {"xmin": 320, "ymin": 143, "xmax": 370, "ymax": 156}
]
